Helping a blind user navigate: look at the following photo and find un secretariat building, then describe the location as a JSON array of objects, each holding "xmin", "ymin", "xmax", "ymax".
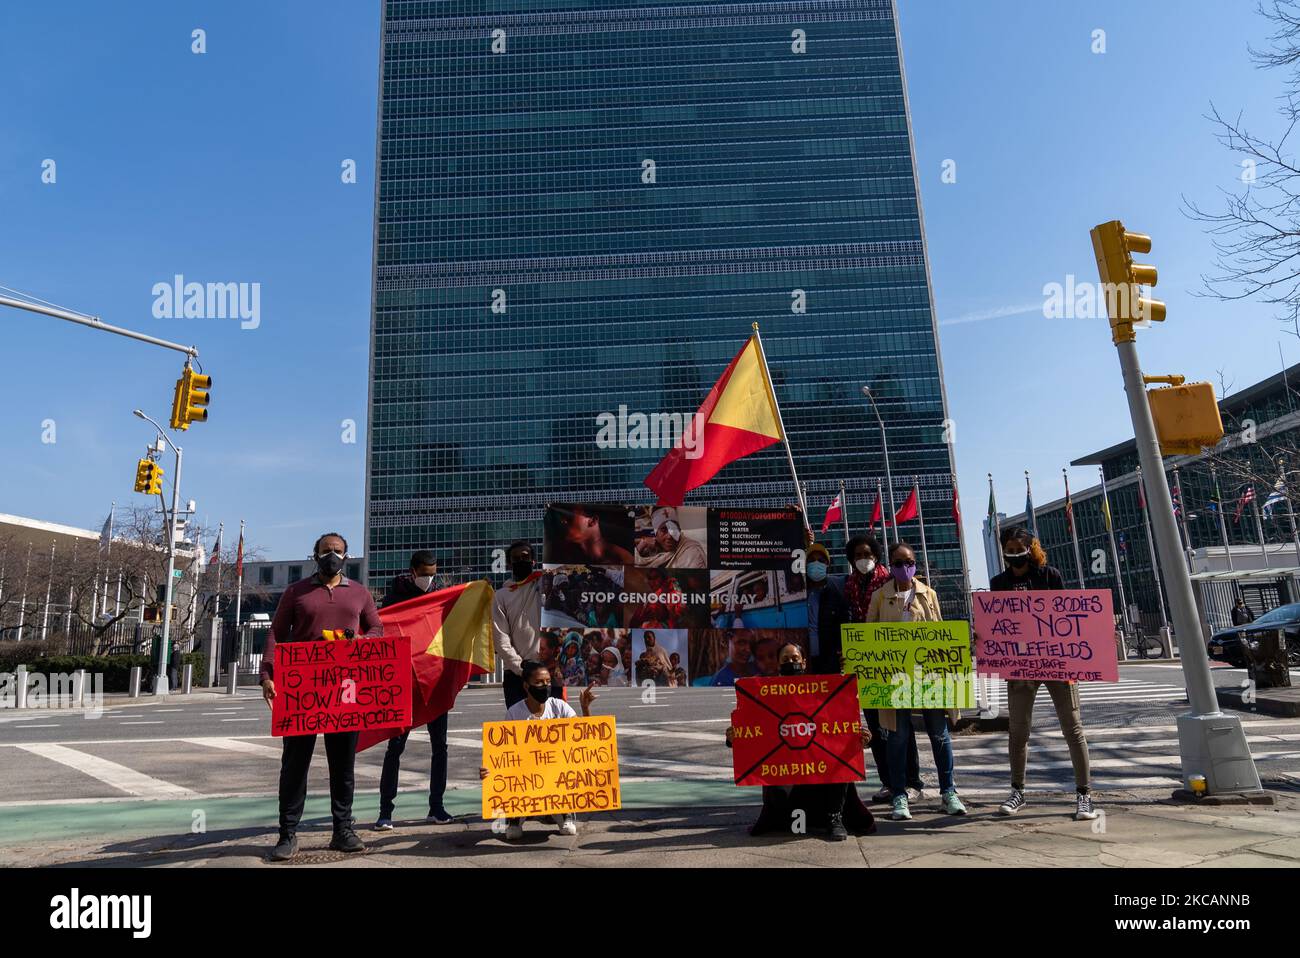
[{"xmin": 365, "ymin": 0, "xmax": 966, "ymax": 604}]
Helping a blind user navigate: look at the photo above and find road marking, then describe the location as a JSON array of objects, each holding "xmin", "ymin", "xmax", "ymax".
[
  {"xmin": 13, "ymin": 743, "xmax": 196, "ymax": 799},
  {"xmin": 18, "ymin": 724, "xmax": 59, "ymax": 729},
  {"xmin": 220, "ymin": 718, "xmax": 260, "ymax": 723},
  {"xmin": 119, "ymin": 721, "xmax": 164, "ymax": 726},
  {"xmin": 182, "ymin": 737, "xmax": 425, "ymax": 785}
]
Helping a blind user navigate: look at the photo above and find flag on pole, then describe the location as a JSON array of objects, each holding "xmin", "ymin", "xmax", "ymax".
[
  {"xmin": 356, "ymin": 580, "xmax": 496, "ymax": 753},
  {"xmin": 1024, "ymin": 473, "xmax": 1038, "ymax": 538},
  {"xmin": 952, "ymin": 483, "xmax": 961, "ymax": 525},
  {"xmin": 1064, "ymin": 475, "xmax": 1076, "ymax": 534},
  {"xmin": 869, "ymin": 493, "xmax": 882, "ymax": 532},
  {"xmin": 1234, "ymin": 486, "xmax": 1255, "ymax": 523},
  {"xmin": 1138, "ymin": 477, "xmax": 1147, "ymax": 511},
  {"xmin": 1263, "ymin": 480, "xmax": 1286, "ymax": 518},
  {"xmin": 894, "ymin": 485, "xmax": 920, "ymax": 525},
  {"xmin": 235, "ymin": 526, "xmax": 244, "ymax": 579},
  {"xmin": 821, "ymin": 492, "xmax": 844, "ymax": 534},
  {"xmin": 644, "ymin": 333, "xmax": 784, "ymax": 506},
  {"xmin": 98, "ymin": 505, "xmax": 114, "ymax": 556},
  {"xmin": 1101, "ymin": 489, "xmax": 1113, "ymax": 532}
]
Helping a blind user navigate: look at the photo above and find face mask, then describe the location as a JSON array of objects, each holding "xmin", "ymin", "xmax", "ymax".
[
  {"xmin": 807, "ymin": 560, "xmax": 827, "ymax": 582},
  {"xmin": 527, "ymin": 682, "xmax": 550, "ymax": 702},
  {"xmin": 855, "ymin": 558, "xmax": 876, "ymax": 575},
  {"xmin": 512, "ymin": 559, "xmax": 534, "ymax": 581},
  {"xmin": 413, "ymin": 575, "xmax": 435, "ymax": 591},
  {"xmin": 1006, "ymin": 555, "xmax": 1030, "ymax": 570},
  {"xmin": 779, "ymin": 660, "xmax": 806, "ymax": 676},
  {"xmin": 892, "ymin": 562, "xmax": 916, "ymax": 585},
  {"xmin": 316, "ymin": 551, "xmax": 345, "ymax": 577}
]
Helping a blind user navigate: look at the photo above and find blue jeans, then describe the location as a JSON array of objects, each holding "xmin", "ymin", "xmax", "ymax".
[
  {"xmin": 378, "ymin": 711, "xmax": 449, "ymax": 819},
  {"xmin": 885, "ymin": 710, "xmax": 954, "ymax": 797}
]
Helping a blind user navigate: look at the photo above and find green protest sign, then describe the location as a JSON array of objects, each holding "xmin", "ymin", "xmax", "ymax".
[{"xmin": 841, "ymin": 621, "xmax": 975, "ymax": 709}]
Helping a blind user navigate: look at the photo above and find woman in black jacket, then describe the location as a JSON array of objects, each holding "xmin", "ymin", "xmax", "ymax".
[{"xmin": 988, "ymin": 526, "xmax": 1099, "ymax": 822}]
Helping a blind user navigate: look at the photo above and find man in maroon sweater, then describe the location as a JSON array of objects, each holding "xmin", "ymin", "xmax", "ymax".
[{"xmin": 261, "ymin": 532, "xmax": 383, "ymax": 861}]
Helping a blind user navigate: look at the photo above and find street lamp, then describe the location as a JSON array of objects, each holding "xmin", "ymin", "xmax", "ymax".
[
  {"xmin": 134, "ymin": 408, "xmax": 182, "ymax": 695},
  {"xmin": 862, "ymin": 385, "xmax": 897, "ymax": 550}
]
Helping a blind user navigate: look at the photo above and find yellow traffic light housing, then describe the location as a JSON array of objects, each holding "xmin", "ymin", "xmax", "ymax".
[
  {"xmin": 133, "ymin": 458, "xmax": 152, "ymax": 493},
  {"xmin": 144, "ymin": 460, "xmax": 165, "ymax": 496},
  {"xmin": 1089, "ymin": 220, "xmax": 1167, "ymax": 343},
  {"xmin": 1147, "ymin": 381, "xmax": 1225, "ymax": 455},
  {"xmin": 169, "ymin": 365, "xmax": 212, "ymax": 430}
]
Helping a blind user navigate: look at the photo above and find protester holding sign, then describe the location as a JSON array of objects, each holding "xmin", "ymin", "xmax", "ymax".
[
  {"xmin": 841, "ymin": 534, "xmax": 922, "ymax": 804},
  {"xmin": 478, "ymin": 660, "xmax": 597, "ymax": 840},
  {"xmin": 988, "ymin": 526, "xmax": 1098, "ymax": 821},
  {"xmin": 261, "ymin": 532, "xmax": 384, "ymax": 861},
  {"xmin": 726, "ymin": 643, "xmax": 876, "ymax": 840},
  {"xmin": 805, "ymin": 542, "xmax": 850, "ymax": 676},
  {"xmin": 866, "ymin": 542, "xmax": 965, "ymax": 821},
  {"xmin": 492, "ymin": 540, "xmax": 563, "ymax": 707}
]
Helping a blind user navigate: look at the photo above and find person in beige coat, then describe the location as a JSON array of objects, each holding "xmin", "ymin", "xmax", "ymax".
[{"xmin": 866, "ymin": 541, "xmax": 966, "ymax": 821}]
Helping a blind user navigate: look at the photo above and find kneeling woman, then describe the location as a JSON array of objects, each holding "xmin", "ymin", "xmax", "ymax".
[{"xmin": 725, "ymin": 643, "xmax": 876, "ymax": 840}]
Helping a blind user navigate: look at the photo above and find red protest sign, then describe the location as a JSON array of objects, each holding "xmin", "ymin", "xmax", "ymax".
[
  {"xmin": 271, "ymin": 635, "xmax": 413, "ymax": 737},
  {"xmin": 729, "ymin": 674, "xmax": 865, "ymax": 786}
]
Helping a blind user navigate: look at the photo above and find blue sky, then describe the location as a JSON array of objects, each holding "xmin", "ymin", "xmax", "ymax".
[{"xmin": 0, "ymin": 1, "xmax": 1287, "ymax": 583}]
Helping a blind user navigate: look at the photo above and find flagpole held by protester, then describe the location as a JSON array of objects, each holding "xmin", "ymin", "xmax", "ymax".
[{"xmin": 751, "ymin": 324, "xmax": 810, "ymax": 534}]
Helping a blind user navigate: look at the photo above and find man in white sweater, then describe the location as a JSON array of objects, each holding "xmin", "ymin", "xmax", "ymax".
[{"xmin": 492, "ymin": 540, "xmax": 563, "ymax": 708}]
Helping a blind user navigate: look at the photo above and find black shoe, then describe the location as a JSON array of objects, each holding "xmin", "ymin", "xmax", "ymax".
[
  {"xmin": 328, "ymin": 827, "xmax": 365, "ymax": 853},
  {"xmin": 827, "ymin": 812, "xmax": 849, "ymax": 842},
  {"xmin": 427, "ymin": 807, "xmax": 455, "ymax": 825},
  {"xmin": 270, "ymin": 833, "xmax": 298, "ymax": 861}
]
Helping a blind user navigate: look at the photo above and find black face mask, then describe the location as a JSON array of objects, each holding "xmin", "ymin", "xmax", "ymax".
[
  {"xmin": 527, "ymin": 683, "xmax": 550, "ymax": 702},
  {"xmin": 779, "ymin": 661, "xmax": 806, "ymax": 676},
  {"xmin": 316, "ymin": 552, "xmax": 345, "ymax": 577},
  {"xmin": 1006, "ymin": 556, "xmax": 1030, "ymax": 570},
  {"xmin": 512, "ymin": 559, "xmax": 534, "ymax": 581}
]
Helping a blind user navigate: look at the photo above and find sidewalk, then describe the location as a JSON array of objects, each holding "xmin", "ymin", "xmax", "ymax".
[{"xmin": 3, "ymin": 785, "xmax": 1296, "ymax": 868}]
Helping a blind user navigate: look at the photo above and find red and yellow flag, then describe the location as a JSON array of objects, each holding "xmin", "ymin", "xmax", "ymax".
[
  {"xmin": 644, "ymin": 333, "xmax": 784, "ymax": 505},
  {"xmin": 356, "ymin": 579, "xmax": 495, "ymax": 752}
]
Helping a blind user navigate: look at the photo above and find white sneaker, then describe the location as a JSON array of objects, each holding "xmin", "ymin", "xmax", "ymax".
[
  {"xmin": 505, "ymin": 820, "xmax": 524, "ymax": 840},
  {"xmin": 906, "ymin": 787, "xmax": 925, "ymax": 803},
  {"xmin": 558, "ymin": 815, "xmax": 578, "ymax": 836},
  {"xmin": 1075, "ymin": 792, "xmax": 1100, "ymax": 821}
]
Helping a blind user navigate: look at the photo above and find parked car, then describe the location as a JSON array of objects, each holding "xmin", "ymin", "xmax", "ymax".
[{"xmin": 1208, "ymin": 602, "xmax": 1300, "ymax": 668}]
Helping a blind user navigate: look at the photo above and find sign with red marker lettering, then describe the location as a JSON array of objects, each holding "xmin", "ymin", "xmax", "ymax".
[
  {"xmin": 973, "ymin": 589, "xmax": 1119, "ymax": 682},
  {"xmin": 271, "ymin": 635, "xmax": 413, "ymax": 736},
  {"xmin": 729, "ymin": 674, "xmax": 865, "ymax": 786}
]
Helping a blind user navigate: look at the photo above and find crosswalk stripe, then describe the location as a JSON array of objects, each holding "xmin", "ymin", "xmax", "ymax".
[
  {"xmin": 15, "ymin": 743, "xmax": 196, "ymax": 799},
  {"xmin": 182, "ymin": 736, "xmax": 427, "ymax": 786}
]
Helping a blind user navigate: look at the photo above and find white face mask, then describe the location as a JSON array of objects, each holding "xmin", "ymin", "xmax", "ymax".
[
  {"xmin": 413, "ymin": 575, "xmax": 435, "ymax": 591},
  {"xmin": 855, "ymin": 558, "xmax": 876, "ymax": 575}
]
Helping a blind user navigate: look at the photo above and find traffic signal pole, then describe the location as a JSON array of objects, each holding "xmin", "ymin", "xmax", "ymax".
[
  {"xmin": 1092, "ymin": 221, "xmax": 1263, "ymax": 798},
  {"xmin": 0, "ymin": 294, "xmax": 197, "ymax": 358},
  {"xmin": 134, "ymin": 410, "xmax": 183, "ymax": 696}
]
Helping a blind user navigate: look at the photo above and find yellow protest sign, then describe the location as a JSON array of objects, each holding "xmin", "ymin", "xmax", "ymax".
[
  {"xmin": 841, "ymin": 621, "xmax": 975, "ymax": 709},
  {"xmin": 480, "ymin": 715, "xmax": 621, "ymax": 820}
]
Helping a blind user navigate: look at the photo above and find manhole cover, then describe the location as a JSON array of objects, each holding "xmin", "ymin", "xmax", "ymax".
[{"xmin": 273, "ymin": 849, "xmax": 367, "ymax": 866}]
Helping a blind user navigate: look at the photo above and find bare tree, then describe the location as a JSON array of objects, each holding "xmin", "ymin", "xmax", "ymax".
[{"xmin": 1186, "ymin": 1, "xmax": 1300, "ymax": 336}]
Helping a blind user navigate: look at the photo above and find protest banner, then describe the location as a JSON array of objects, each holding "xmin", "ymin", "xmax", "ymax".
[
  {"xmin": 972, "ymin": 589, "xmax": 1119, "ymax": 682},
  {"xmin": 729, "ymin": 674, "xmax": 865, "ymax": 786},
  {"xmin": 270, "ymin": 635, "xmax": 412, "ymax": 737},
  {"xmin": 841, "ymin": 621, "xmax": 975, "ymax": 709},
  {"xmin": 539, "ymin": 503, "xmax": 808, "ymax": 688},
  {"xmin": 481, "ymin": 715, "xmax": 621, "ymax": 819}
]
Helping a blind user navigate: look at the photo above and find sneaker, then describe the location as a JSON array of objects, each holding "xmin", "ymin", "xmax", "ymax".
[
  {"xmin": 1075, "ymin": 792, "xmax": 1100, "ymax": 821},
  {"xmin": 827, "ymin": 811, "xmax": 848, "ymax": 841},
  {"xmin": 372, "ymin": 818, "xmax": 394, "ymax": 832},
  {"xmin": 328, "ymin": 827, "xmax": 365, "ymax": 853},
  {"xmin": 941, "ymin": 789, "xmax": 967, "ymax": 816},
  {"xmin": 997, "ymin": 789, "xmax": 1026, "ymax": 816},
  {"xmin": 906, "ymin": 786, "xmax": 925, "ymax": 803},
  {"xmin": 427, "ymin": 807, "xmax": 455, "ymax": 825},
  {"xmin": 870, "ymin": 787, "xmax": 892, "ymax": 803},
  {"xmin": 505, "ymin": 819, "xmax": 524, "ymax": 841},
  {"xmin": 270, "ymin": 833, "xmax": 298, "ymax": 861},
  {"xmin": 890, "ymin": 795, "xmax": 912, "ymax": 821},
  {"xmin": 558, "ymin": 814, "xmax": 578, "ymax": 836}
]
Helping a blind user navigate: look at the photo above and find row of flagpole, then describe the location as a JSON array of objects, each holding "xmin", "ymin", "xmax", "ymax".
[{"xmin": 815, "ymin": 476, "xmax": 954, "ymax": 582}]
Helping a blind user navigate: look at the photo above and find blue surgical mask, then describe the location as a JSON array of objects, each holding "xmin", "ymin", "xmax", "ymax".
[{"xmin": 807, "ymin": 561, "xmax": 828, "ymax": 582}]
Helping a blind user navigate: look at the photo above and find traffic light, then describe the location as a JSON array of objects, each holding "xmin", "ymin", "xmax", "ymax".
[
  {"xmin": 133, "ymin": 458, "xmax": 152, "ymax": 493},
  {"xmin": 1148, "ymin": 381, "xmax": 1225, "ymax": 455},
  {"xmin": 1089, "ymin": 220, "xmax": 1167, "ymax": 343},
  {"xmin": 144, "ymin": 460, "xmax": 165, "ymax": 496},
  {"xmin": 169, "ymin": 365, "xmax": 212, "ymax": 430}
]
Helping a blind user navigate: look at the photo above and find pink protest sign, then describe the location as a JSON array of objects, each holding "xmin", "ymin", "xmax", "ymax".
[{"xmin": 972, "ymin": 589, "xmax": 1119, "ymax": 682}]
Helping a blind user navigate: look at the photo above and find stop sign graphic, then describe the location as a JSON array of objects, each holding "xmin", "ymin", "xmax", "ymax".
[{"xmin": 778, "ymin": 712, "xmax": 816, "ymax": 750}]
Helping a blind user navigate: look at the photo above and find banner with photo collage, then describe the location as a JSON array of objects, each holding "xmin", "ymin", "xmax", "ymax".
[{"xmin": 540, "ymin": 504, "xmax": 809, "ymax": 689}]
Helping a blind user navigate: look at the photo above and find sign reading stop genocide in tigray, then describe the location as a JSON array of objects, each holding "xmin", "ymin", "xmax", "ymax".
[
  {"xmin": 270, "ymin": 635, "xmax": 413, "ymax": 737},
  {"xmin": 729, "ymin": 674, "xmax": 865, "ymax": 787},
  {"xmin": 972, "ymin": 589, "xmax": 1119, "ymax": 682}
]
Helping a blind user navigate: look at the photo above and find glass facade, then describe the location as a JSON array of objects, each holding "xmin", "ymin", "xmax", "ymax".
[{"xmin": 367, "ymin": 0, "xmax": 963, "ymax": 604}]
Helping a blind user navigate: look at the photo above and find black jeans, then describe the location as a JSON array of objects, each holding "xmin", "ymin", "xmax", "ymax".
[
  {"xmin": 503, "ymin": 669, "xmax": 564, "ymax": 709},
  {"xmin": 378, "ymin": 712, "xmax": 450, "ymax": 819},
  {"xmin": 278, "ymin": 731, "xmax": 358, "ymax": 836},
  {"xmin": 864, "ymin": 709, "xmax": 923, "ymax": 792}
]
